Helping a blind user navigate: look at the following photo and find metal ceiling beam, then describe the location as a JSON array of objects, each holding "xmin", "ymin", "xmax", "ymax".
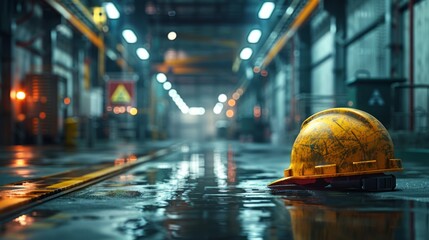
[
  {"xmin": 44, "ymin": 0, "xmax": 104, "ymax": 49},
  {"xmin": 162, "ymin": 52, "xmax": 234, "ymax": 66},
  {"xmin": 146, "ymin": 17, "xmax": 257, "ymax": 26},
  {"xmin": 260, "ymin": 0, "xmax": 319, "ymax": 68}
]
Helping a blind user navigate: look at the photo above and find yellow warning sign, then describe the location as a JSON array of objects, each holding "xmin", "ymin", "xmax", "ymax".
[{"xmin": 111, "ymin": 84, "xmax": 131, "ymax": 103}]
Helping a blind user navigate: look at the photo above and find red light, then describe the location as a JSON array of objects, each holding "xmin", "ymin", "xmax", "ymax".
[
  {"xmin": 64, "ymin": 97, "xmax": 71, "ymax": 105},
  {"xmin": 253, "ymin": 66, "xmax": 261, "ymax": 73},
  {"xmin": 261, "ymin": 70, "xmax": 268, "ymax": 77},
  {"xmin": 39, "ymin": 112, "xmax": 46, "ymax": 119}
]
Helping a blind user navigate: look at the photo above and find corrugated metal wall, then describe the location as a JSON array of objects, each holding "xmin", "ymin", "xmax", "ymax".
[
  {"xmin": 403, "ymin": 0, "xmax": 429, "ymax": 131},
  {"xmin": 346, "ymin": 0, "xmax": 387, "ymax": 79}
]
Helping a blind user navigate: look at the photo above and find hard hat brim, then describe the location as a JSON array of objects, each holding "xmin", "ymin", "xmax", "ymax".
[{"xmin": 268, "ymin": 167, "xmax": 402, "ymax": 189}]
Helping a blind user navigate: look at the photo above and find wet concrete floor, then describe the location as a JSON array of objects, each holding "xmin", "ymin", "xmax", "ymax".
[{"xmin": 0, "ymin": 141, "xmax": 428, "ymax": 239}]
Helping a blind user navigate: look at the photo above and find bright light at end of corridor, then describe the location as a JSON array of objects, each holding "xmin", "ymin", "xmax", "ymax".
[
  {"xmin": 218, "ymin": 94, "xmax": 227, "ymax": 103},
  {"xmin": 163, "ymin": 81, "xmax": 172, "ymax": 90},
  {"xmin": 189, "ymin": 107, "xmax": 205, "ymax": 116},
  {"xmin": 122, "ymin": 29, "xmax": 137, "ymax": 43},
  {"xmin": 104, "ymin": 2, "xmax": 120, "ymax": 19},
  {"xmin": 258, "ymin": 2, "xmax": 275, "ymax": 19},
  {"xmin": 169, "ymin": 89, "xmax": 178, "ymax": 98},
  {"xmin": 213, "ymin": 103, "xmax": 224, "ymax": 115},
  {"xmin": 240, "ymin": 47, "xmax": 253, "ymax": 60}
]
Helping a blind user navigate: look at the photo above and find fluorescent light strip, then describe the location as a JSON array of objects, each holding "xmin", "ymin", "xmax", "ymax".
[{"xmin": 258, "ymin": 2, "xmax": 275, "ymax": 19}]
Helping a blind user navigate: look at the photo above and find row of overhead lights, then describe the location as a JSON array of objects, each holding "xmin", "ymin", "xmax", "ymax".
[
  {"xmin": 226, "ymin": 2, "xmax": 276, "ymax": 118},
  {"xmin": 104, "ymin": 3, "xmax": 150, "ymax": 60},
  {"xmin": 212, "ymin": 88, "xmax": 245, "ymax": 118},
  {"xmin": 239, "ymin": 2, "xmax": 276, "ymax": 60},
  {"xmin": 156, "ymin": 73, "xmax": 206, "ymax": 116}
]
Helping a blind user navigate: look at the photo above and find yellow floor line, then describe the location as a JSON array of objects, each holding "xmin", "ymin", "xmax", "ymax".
[{"xmin": 0, "ymin": 148, "xmax": 171, "ymax": 216}]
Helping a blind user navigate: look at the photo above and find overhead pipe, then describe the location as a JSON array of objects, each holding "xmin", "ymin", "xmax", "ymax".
[
  {"xmin": 44, "ymin": 0, "xmax": 104, "ymax": 50},
  {"xmin": 260, "ymin": 0, "xmax": 319, "ymax": 69}
]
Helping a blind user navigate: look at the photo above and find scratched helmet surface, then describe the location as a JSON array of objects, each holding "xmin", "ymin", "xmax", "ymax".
[{"xmin": 268, "ymin": 108, "xmax": 402, "ymax": 187}]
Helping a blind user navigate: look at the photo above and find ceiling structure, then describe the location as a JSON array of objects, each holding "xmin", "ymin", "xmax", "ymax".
[
  {"xmin": 52, "ymin": 0, "xmax": 305, "ymax": 107},
  {"xmin": 125, "ymin": 0, "xmax": 264, "ymax": 86}
]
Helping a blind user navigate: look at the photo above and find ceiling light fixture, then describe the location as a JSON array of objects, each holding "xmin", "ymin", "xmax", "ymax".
[
  {"xmin": 163, "ymin": 81, "xmax": 172, "ymax": 90},
  {"xmin": 258, "ymin": 2, "xmax": 275, "ymax": 19},
  {"xmin": 136, "ymin": 48, "xmax": 150, "ymax": 60},
  {"xmin": 156, "ymin": 73, "xmax": 167, "ymax": 83},
  {"xmin": 218, "ymin": 94, "xmax": 227, "ymax": 103},
  {"xmin": 168, "ymin": 89, "xmax": 178, "ymax": 98},
  {"xmin": 168, "ymin": 31, "xmax": 177, "ymax": 40},
  {"xmin": 213, "ymin": 103, "xmax": 224, "ymax": 115},
  {"xmin": 189, "ymin": 107, "xmax": 206, "ymax": 116},
  {"xmin": 122, "ymin": 29, "xmax": 137, "ymax": 43},
  {"xmin": 104, "ymin": 2, "xmax": 120, "ymax": 19},
  {"xmin": 239, "ymin": 47, "xmax": 253, "ymax": 60},
  {"xmin": 247, "ymin": 29, "xmax": 262, "ymax": 43},
  {"xmin": 286, "ymin": 7, "xmax": 294, "ymax": 15}
]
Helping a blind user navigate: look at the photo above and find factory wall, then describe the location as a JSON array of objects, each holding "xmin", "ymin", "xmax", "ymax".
[{"xmin": 264, "ymin": 0, "xmax": 429, "ymax": 146}]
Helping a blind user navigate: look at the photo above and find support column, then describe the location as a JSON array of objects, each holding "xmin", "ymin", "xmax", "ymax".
[{"xmin": 0, "ymin": 0, "xmax": 14, "ymax": 145}]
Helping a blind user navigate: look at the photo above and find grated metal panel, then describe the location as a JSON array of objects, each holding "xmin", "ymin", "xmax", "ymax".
[
  {"xmin": 346, "ymin": 0, "xmax": 386, "ymax": 38},
  {"xmin": 346, "ymin": 24, "xmax": 388, "ymax": 80},
  {"xmin": 25, "ymin": 74, "xmax": 64, "ymax": 142}
]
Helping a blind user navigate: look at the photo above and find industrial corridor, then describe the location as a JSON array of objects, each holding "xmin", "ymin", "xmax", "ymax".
[{"xmin": 1, "ymin": 0, "xmax": 429, "ymax": 239}]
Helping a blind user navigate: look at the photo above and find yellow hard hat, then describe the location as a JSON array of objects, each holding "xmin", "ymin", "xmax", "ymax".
[{"xmin": 268, "ymin": 108, "xmax": 402, "ymax": 191}]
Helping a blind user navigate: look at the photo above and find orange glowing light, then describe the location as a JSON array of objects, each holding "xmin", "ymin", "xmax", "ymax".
[
  {"xmin": 232, "ymin": 92, "xmax": 240, "ymax": 100},
  {"xmin": 227, "ymin": 99, "xmax": 236, "ymax": 107},
  {"xmin": 128, "ymin": 154, "xmax": 137, "ymax": 162},
  {"xmin": 13, "ymin": 159, "xmax": 28, "ymax": 167},
  {"xmin": 16, "ymin": 91, "xmax": 26, "ymax": 100},
  {"xmin": 39, "ymin": 112, "xmax": 46, "ymax": 119},
  {"xmin": 64, "ymin": 97, "xmax": 71, "ymax": 105},
  {"xmin": 113, "ymin": 107, "xmax": 120, "ymax": 114},
  {"xmin": 14, "ymin": 215, "xmax": 34, "ymax": 226},
  {"xmin": 17, "ymin": 114, "xmax": 26, "ymax": 122},
  {"xmin": 115, "ymin": 158, "xmax": 125, "ymax": 166},
  {"xmin": 226, "ymin": 109, "xmax": 234, "ymax": 118}
]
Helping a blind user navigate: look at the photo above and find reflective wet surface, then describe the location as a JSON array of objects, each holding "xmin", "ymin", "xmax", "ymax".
[{"xmin": 1, "ymin": 141, "xmax": 429, "ymax": 239}]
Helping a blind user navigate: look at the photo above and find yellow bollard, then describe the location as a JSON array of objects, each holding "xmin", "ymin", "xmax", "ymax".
[{"xmin": 65, "ymin": 117, "xmax": 78, "ymax": 147}]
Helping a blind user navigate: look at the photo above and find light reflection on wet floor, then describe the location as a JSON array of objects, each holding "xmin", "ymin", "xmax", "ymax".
[{"xmin": 1, "ymin": 142, "xmax": 429, "ymax": 240}]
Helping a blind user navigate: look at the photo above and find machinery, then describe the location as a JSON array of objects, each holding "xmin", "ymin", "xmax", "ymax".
[{"xmin": 268, "ymin": 108, "xmax": 403, "ymax": 191}]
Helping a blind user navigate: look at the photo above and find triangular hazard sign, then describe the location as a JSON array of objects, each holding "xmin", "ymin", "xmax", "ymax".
[
  {"xmin": 368, "ymin": 89, "xmax": 384, "ymax": 106},
  {"xmin": 111, "ymin": 84, "xmax": 131, "ymax": 103}
]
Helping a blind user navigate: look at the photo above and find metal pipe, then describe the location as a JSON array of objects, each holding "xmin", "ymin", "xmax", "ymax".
[
  {"xmin": 44, "ymin": 0, "xmax": 104, "ymax": 50},
  {"xmin": 409, "ymin": 0, "xmax": 415, "ymax": 131},
  {"xmin": 260, "ymin": 0, "xmax": 319, "ymax": 68},
  {"xmin": 290, "ymin": 38, "xmax": 296, "ymax": 129}
]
